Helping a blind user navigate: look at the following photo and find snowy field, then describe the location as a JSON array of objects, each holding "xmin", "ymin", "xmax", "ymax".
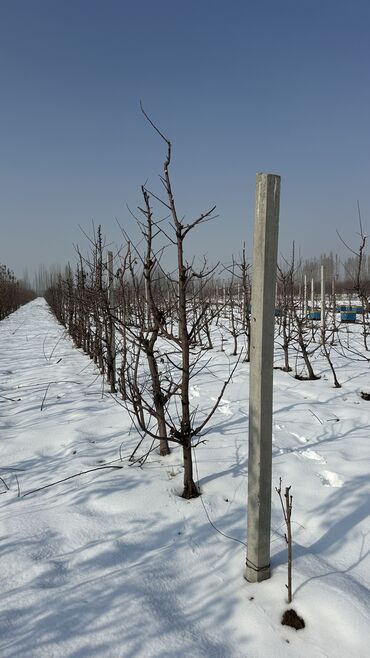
[{"xmin": 1, "ymin": 298, "xmax": 370, "ymax": 657}]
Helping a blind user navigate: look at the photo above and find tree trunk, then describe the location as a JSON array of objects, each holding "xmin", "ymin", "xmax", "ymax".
[
  {"xmin": 296, "ymin": 322, "xmax": 319, "ymax": 380},
  {"xmin": 177, "ymin": 227, "xmax": 199, "ymax": 498},
  {"xmin": 147, "ymin": 341, "xmax": 170, "ymax": 456},
  {"xmin": 182, "ymin": 439, "xmax": 199, "ymax": 499}
]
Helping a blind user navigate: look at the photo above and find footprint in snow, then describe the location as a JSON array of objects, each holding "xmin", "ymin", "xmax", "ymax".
[
  {"xmin": 189, "ymin": 385, "xmax": 200, "ymax": 399},
  {"xmin": 299, "ymin": 449, "xmax": 326, "ymax": 464},
  {"xmin": 318, "ymin": 470, "xmax": 343, "ymax": 488},
  {"xmin": 211, "ymin": 397, "xmax": 232, "ymax": 416}
]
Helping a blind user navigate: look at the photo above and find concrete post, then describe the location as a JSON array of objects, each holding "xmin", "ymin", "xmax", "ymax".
[
  {"xmin": 332, "ymin": 277, "xmax": 337, "ymax": 332},
  {"xmin": 321, "ymin": 265, "xmax": 325, "ymax": 334},
  {"xmin": 246, "ymin": 173, "xmax": 280, "ymax": 583},
  {"xmin": 303, "ymin": 275, "xmax": 308, "ymax": 317},
  {"xmin": 311, "ymin": 278, "xmax": 314, "ymax": 310}
]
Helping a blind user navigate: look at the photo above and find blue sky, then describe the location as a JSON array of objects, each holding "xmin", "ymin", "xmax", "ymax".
[{"xmin": 1, "ymin": 0, "xmax": 370, "ymax": 278}]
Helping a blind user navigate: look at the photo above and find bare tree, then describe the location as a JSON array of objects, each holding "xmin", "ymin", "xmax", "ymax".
[
  {"xmin": 337, "ymin": 202, "xmax": 370, "ymax": 351},
  {"xmin": 276, "ymin": 478, "xmax": 293, "ymax": 604},
  {"xmin": 125, "ymin": 105, "xmax": 239, "ymax": 497}
]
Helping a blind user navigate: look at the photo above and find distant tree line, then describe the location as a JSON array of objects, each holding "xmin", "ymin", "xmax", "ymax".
[
  {"xmin": 300, "ymin": 251, "xmax": 370, "ymax": 291},
  {"xmin": 0, "ymin": 264, "xmax": 35, "ymax": 320}
]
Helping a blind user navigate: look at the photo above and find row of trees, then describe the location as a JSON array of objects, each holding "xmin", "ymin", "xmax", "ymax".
[
  {"xmin": 45, "ymin": 229, "xmax": 370, "ymax": 498},
  {"xmin": 46, "ymin": 121, "xmax": 244, "ymax": 499},
  {"xmin": 43, "ymin": 112, "xmax": 369, "ymax": 499},
  {"xmin": 0, "ymin": 264, "xmax": 35, "ymax": 320}
]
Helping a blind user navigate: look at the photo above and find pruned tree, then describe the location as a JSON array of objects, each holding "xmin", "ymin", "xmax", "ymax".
[
  {"xmin": 121, "ymin": 105, "xmax": 239, "ymax": 498},
  {"xmin": 222, "ymin": 249, "xmax": 251, "ymax": 360},
  {"xmin": 337, "ymin": 202, "xmax": 370, "ymax": 351}
]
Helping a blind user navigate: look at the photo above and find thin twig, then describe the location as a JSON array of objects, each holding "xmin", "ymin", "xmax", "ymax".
[
  {"xmin": 22, "ymin": 465, "xmax": 123, "ymax": 498},
  {"xmin": 40, "ymin": 383, "xmax": 51, "ymax": 411}
]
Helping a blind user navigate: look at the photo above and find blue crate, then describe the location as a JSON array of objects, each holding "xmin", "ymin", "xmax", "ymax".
[{"xmin": 340, "ymin": 312, "xmax": 356, "ymax": 323}]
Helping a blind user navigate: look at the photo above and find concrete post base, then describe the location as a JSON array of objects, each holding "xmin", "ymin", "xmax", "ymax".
[{"xmin": 244, "ymin": 563, "xmax": 271, "ymax": 583}]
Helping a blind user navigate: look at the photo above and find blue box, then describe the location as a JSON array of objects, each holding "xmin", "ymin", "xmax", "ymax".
[{"xmin": 340, "ymin": 312, "xmax": 356, "ymax": 323}]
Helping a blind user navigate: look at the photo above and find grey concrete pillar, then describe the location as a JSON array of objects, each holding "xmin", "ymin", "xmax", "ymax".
[
  {"xmin": 304, "ymin": 275, "xmax": 308, "ymax": 317},
  {"xmin": 246, "ymin": 173, "xmax": 280, "ymax": 583},
  {"xmin": 321, "ymin": 265, "xmax": 325, "ymax": 334},
  {"xmin": 332, "ymin": 277, "xmax": 337, "ymax": 331},
  {"xmin": 311, "ymin": 278, "xmax": 314, "ymax": 310}
]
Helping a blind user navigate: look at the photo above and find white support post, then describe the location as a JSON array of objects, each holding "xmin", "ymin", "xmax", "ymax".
[
  {"xmin": 246, "ymin": 173, "xmax": 280, "ymax": 583},
  {"xmin": 321, "ymin": 265, "xmax": 325, "ymax": 335},
  {"xmin": 304, "ymin": 275, "xmax": 308, "ymax": 317},
  {"xmin": 311, "ymin": 278, "xmax": 314, "ymax": 310},
  {"xmin": 332, "ymin": 277, "xmax": 337, "ymax": 331}
]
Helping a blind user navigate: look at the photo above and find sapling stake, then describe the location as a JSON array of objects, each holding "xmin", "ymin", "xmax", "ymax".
[{"xmin": 276, "ymin": 477, "xmax": 293, "ymax": 603}]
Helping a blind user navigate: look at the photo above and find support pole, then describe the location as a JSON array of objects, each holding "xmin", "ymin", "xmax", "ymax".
[
  {"xmin": 321, "ymin": 264, "xmax": 325, "ymax": 335},
  {"xmin": 107, "ymin": 250, "xmax": 116, "ymax": 393},
  {"xmin": 311, "ymin": 278, "xmax": 314, "ymax": 310},
  {"xmin": 332, "ymin": 276, "xmax": 336, "ymax": 323},
  {"xmin": 246, "ymin": 173, "xmax": 280, "ymax": 583},
  {"xmin": 303, "ymin": 274, "xmax": 308, "ymax": 317}
]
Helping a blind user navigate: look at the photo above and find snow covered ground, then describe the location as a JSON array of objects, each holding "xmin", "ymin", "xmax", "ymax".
[{"xmin": 1, "ymin": 298, "xmax": 370, "ymax": 657}]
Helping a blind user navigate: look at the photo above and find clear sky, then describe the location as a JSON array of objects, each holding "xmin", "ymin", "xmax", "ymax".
[{"xmin": 1, "ymin": 0, "xmax": 370, "ymax": 278}]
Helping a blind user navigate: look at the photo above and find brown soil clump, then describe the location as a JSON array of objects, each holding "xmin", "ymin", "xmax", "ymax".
[{"xmin": 281, "ymin": 609, "xmax": 305, "ymax": 630}]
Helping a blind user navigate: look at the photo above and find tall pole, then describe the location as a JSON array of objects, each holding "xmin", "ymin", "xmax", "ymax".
[
  {"xmin": 332, "ymin": 276, "xmax": 336, "ymax": 328},
  {"xmin": 246, "ymin": 173, "xmax": 280, "ymax": 583},
  {"xmin": 321, "ymin": 264, "xmax": 325, "ymax": 335},
  {"xmin": 311, "ymin": 278, "xmax": 314, "ymax": 310},
  {"xmin": 303, "ymin": 274, "xmax": 308, "ymax": 317}
]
